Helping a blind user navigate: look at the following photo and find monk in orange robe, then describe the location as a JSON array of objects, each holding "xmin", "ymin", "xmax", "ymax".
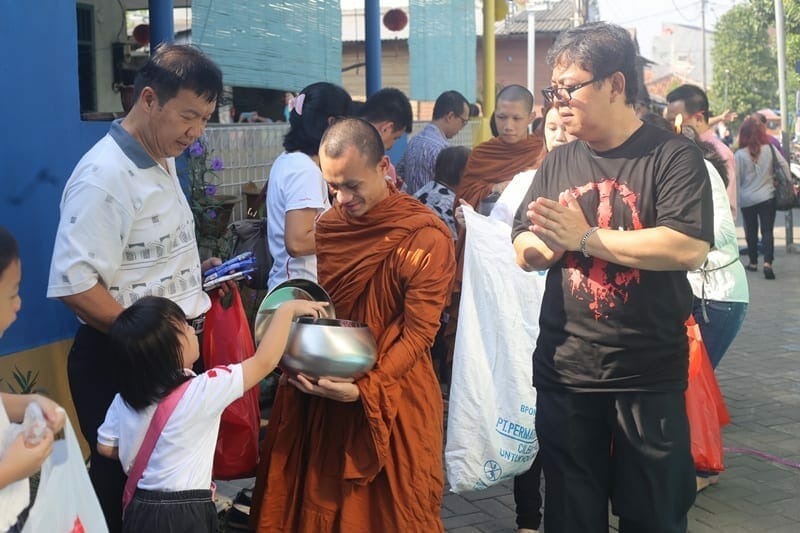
[
  {"xmin": 251, "ymin": 117, "xmax": 455, "ymax": 532},
  {"xmin": 441, "ymin": 85, "xmax": 545, "ymax": 382}
]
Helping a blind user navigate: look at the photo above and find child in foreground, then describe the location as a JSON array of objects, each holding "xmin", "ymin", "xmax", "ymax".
[
  {"xmin": 97, "ymin": 295, "xmax": 326, "ymax": 532},
  {"xmin": 0, "ymin": 227, "xmax": 66, "ymax": 532}
]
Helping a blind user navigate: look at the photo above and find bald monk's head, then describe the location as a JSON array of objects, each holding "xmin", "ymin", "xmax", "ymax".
[
  {"xmin": 494, "ymin": 84, "xmax": 536, "ymax": 145},
  {"xmin": 320, "ymin": 117, "xmax": 392, "ymax": 218}
]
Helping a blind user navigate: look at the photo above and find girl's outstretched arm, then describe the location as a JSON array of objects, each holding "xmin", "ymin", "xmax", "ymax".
[{"xmin": 240, "ymin": 300, "xmax": 327, "ymax": 392}]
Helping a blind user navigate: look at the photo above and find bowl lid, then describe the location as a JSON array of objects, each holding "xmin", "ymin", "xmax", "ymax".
[{"xmin": 254, "ymin": 278, "xmax": 337, "ymax": 345}]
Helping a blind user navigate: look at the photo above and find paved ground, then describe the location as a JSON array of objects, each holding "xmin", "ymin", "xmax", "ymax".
[{"xmin": 218, "ymin": 216, "xmax": 800, "ymax": 532}]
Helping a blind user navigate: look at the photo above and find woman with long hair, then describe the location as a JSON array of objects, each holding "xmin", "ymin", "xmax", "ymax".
[{"xmin": 735, "ymin": 115, "xmax": 785, "ymax": 279}]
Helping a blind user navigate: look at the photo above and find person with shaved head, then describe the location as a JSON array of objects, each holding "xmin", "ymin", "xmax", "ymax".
[
  {"xmin": 252, "ymin": 118, "xmax": 455, "ymax": 532},
  {"xmin": 441, "ymin": 84, "xmax": 546, "ymax": 383}
]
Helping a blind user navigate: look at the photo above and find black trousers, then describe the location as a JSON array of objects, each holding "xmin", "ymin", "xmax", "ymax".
[
  {"xmin": 741, "ymin": 198, "xmax": 776, "ymax": 264},
  {"xmin": 513, "ymin": 452, "xmax": 543, "ymax": 530},
  {"xmin": 67, "ymin": 325, "xmax": 127, "ymax": 533},
  {"xmin": 123, "ymin": 488, "xmax": 217, "ymax": 533},
  {"xmin": 536, "ymin": 389, "xmax": 695, "ymax": 533}
]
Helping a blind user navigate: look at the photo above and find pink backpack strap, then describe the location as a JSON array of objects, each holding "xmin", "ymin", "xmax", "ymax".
[{"xmin": 122, "ymin": 379, "xmax": 192, "ymax": 515}]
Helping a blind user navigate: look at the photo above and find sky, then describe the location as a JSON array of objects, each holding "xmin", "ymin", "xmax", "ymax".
[
  {"xmin": 595, "ymin": 0, "xmax": 739, "ymax": 57},
  {"xmin": 340, "ymin": 1, "xmax": 741, "ymax": 58}
]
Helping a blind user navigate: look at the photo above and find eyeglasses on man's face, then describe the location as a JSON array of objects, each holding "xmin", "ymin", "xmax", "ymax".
[
  {"xmin": 455, "ymin": 113, "xmax": 469, "ymax": 126},
  {"xmin": 541, "ymin": 77, "xmax": 602, "ymax": 105}
]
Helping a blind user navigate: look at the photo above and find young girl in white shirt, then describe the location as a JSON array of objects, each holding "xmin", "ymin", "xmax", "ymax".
[{"xmin": 97, "ymin": 295, "xmax": 326, "ymax": 532}]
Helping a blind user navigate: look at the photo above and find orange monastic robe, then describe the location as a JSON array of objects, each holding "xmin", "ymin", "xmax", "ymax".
[
  {"xmin": 253, "ymin": 188, "xmax": 456, "ymax": 532},
  {"xmin": 442, "ymin": 135, "xmax": 545, "ymax": 374},
  {"xmin": 454, "ymin": 134, "xmax": 545, "ymax": 210}
]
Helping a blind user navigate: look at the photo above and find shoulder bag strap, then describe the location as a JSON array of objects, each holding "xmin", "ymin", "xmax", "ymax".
[
  {"xmin": 768, "ymin": 144, "xmax": 778, "ymax": 174},
  {"xmin": 121, "ymin": 378, "xmax": 193, "ymax": 515}
]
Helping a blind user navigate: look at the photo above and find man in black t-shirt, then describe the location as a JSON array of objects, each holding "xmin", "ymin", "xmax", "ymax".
[{"xmin": 512, "ymin": 22, "xmax": 713, "ymax": 533}]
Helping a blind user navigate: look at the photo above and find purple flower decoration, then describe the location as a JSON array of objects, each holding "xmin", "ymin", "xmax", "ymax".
[
  {"xmin": 189, "ymin": 141, "xmax": 204, "ymax": 157},
  {"xmin": 207, "ymin": 209, "xmax": 217, "ymax": 219},
  {"xmin": 211, "ymin": 157, "xmax": 224, "ymax": 171},
  {"xmin": 205, "ymin": 184, "xmax": 218, "ymax": 196}
]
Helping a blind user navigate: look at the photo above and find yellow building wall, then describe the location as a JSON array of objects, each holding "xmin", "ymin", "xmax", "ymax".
[{"xmin": 0, "ymin": 340, "xmax": 89, "ymax": 457}]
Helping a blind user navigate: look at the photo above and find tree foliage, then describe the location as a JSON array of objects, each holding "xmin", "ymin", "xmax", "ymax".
[{"xmin": 709, "ymin": 0, "xmax": 800, "ymax": 130}]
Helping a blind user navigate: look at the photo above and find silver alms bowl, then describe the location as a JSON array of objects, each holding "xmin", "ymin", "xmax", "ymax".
[{"xmin": 280, "ymin": 317, "xmax": 378, "ymax": 380}]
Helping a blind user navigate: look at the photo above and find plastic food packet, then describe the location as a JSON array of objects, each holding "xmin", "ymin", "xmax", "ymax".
[{"xmin": 22, "ymin": 402, "xmax": 47, "ymax": 446}]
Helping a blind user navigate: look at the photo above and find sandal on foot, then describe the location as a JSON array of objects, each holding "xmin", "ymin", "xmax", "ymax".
[
  {"xmin": 696, "ymin": 476, "xmax": 713, "ymax": 492},
  {"xmin": 745, "ymin": 263, "xmax": 758, "ymax": 272},
  {"xmin": 764, "ymin": 266, "xmax": 776, "ymax": 279}
]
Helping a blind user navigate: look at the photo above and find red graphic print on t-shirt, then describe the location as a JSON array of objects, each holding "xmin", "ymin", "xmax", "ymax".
[{"xmin": 561, "ymin": 178, "xmax": 644, "ymax": 320}]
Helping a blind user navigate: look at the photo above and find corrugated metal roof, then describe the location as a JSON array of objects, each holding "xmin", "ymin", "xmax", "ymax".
[{"xmin": 494, "ymin": 0, "xmax": 577, "ymax": 36}]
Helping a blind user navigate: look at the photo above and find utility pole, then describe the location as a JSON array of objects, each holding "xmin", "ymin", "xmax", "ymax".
[
  {"xmin": 700, "ymin": 0, "xmax": 707, "ymax": 89},
  {"xmin": 527, "ymin": 3, "xmax": 536, "ymax": 97},
  {"xmin": 482, "ymin": 0, "xmax": 496, "ymax": 144},
  {"xmin": 527, "ymin": 1, "xmax": 552, "ymax": 106},
  {"xmin": 774, "ymin": 0, "xmax": 795, "ymax": 251},
  {"xmin": 364, "ymin": 0, "xmax": 382, "ymax": 97}
]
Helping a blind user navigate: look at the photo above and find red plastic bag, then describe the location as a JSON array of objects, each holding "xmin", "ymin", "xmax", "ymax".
[
  {"xmin": 202, "ymin": 287, "xmax": 261, "ymax": 479},
  {"xmin": 685, "ymin": 316, "xmax": 731, "ymax": 472}
]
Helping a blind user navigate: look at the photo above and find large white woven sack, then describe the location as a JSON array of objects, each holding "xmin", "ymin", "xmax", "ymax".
[{"xmin": 445, "ymin": 206, "xmax": 545, "ymax": 493}]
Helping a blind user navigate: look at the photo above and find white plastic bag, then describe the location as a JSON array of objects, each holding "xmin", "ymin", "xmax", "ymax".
[
  {"xmin": 23, "ymin": 417, "xmax": 109, "ymax": 533},
  {"xmin": 445, "ymin": 206, "xmax": 545, "ymax": 492}
]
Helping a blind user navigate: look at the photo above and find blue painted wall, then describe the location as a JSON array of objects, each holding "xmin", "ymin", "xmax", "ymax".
[{"xmin": 0, "ymin": 3, "xmax": 111, "ymax": 355}]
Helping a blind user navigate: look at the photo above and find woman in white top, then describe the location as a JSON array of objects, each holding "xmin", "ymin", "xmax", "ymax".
[
  {"xmin": 735, "ymin": 115, "xmax": 785, "ymax": 280},
  {"xmin": 267, "ymin": 82, "xmax": 352, "ymax": 290},
  {"xmin": 641, "ymin": 117, "xmax": 749, "ymax": 368},
  {"xmin": 686, "ymin": 137, "xmax": 749, "ymax": 367}
]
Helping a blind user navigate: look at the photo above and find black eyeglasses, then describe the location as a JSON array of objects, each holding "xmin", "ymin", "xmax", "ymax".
[
  {"xmin": 456, "ymin": 114, "xmax": 469, "ymax": 126},
  {"xmin": 541, "ymin": 77, "xmax": 602, "ymax": 105}
]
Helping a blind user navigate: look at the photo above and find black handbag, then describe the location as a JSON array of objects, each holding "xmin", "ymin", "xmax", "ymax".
[
  {"xmin": 228, "ymin": 218, "xmax": 272, "ymax": 290},
  {"xmin": 769, "ymin": 145, "xmax": 797, "ymax": 211}
]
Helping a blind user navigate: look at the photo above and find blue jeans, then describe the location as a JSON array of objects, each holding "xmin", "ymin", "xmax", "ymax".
[{"xmin": 692, "ymin": 298, "xmax": 748, "ymax": 369}]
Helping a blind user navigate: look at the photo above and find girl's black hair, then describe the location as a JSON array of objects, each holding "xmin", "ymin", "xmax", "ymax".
[
  {"xmin": 0, "ymin": 227, "xmax": 19, "ymax": 278},
  {"xmin": 434, "ymin": 145, "xmax": 472, "ymax": 188},
  {"xmin": 283, "ymin": 82, "xmax": 353, "ymax": 156},
  {"xmin": 110, "ymin": 296, "xmax": 191, "ymax": 411}
]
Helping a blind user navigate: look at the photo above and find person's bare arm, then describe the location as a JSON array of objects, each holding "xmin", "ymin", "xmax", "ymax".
[
  {"xmin": 580, "ymin": 226, "xmax": 709, "ymax": 270},
  {"xmin": 0, "ymin": 431, "xmax": 54, "ymax": 489},
  {"xmin": 97, "ymin": 443, "xmax": 119, "ymax": 460},
  {"xmin": 708, "ymin": 110, "xmax": 737, "ymax": 128},
  {"xmin": 1, "ymin": 393, "xmax": 66, "ymax": 432},
  {"xmin": 529, "ymin": 196, "xmax": 709, "ymax": 271},
  {"xmin": 513, "ymin": 230, "xmax": 564, "ymax": 271},
  {"xmin": 284, "ymin": 208, "xmax": 319, "ymax": 257},
  {"xmin": 60, "ymin": 283, "xmax": 125, "ymax": 334},
  {"xmin": 241, "ymin": 300, "xmax": 327, "ymax": 392}
]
